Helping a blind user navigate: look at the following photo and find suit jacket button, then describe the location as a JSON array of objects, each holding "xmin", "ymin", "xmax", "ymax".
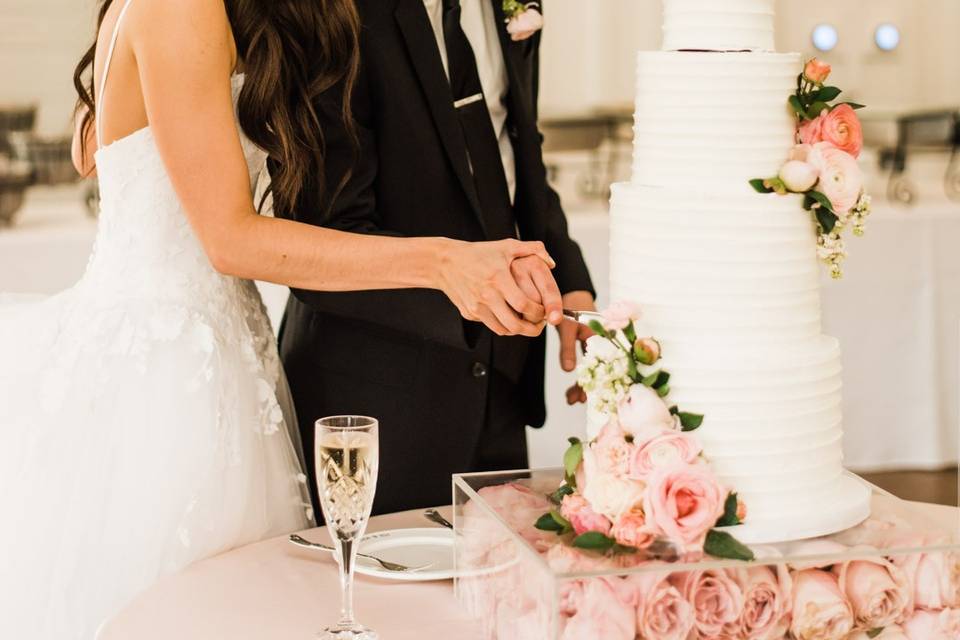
[{"xmin": 472, "ymin": 362, "xmax": 488, "ymax": 379}]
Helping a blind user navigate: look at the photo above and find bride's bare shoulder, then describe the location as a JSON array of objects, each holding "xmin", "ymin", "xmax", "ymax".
[{"xmin": 124, "ymin": 0, "xmax": 234, "ymax": 63}]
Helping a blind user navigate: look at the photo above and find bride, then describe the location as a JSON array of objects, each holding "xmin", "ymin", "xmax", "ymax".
[{"xmin": 0, "ymin": 0, "xmax": 561, "ymax": 637}]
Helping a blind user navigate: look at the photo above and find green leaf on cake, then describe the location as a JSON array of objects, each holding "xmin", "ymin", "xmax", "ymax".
[
  {"xmin": 656, "ymin": 384, "xmax": 671, "ymax": 398},
  {"xmin": 587, "ymin": 320, "xmax": 608, "ymax": 339},
  {"xmin": 705, "ymin": 530, "xmax": 755, "ymax": 561},
  {"xmin": 749, "ymin": 178, "xmax": 775, "ymax": 194},
  {"xmin": 549, "ymin": 483, "xmax": 575, "ymax": 505},
  {"xmin": 788, "ymin": 94, "xmax": 807, "ymax": 119},
  {"xmin": 806, "ymin": 101, "xmax": 830, "ymax": 119},
  {"xmin": 840, "ymin": 101, "xmax": 866, "ymax": 110},
  {"xmin": 642, "ymin": 370, "xmax": 661, "ymax": 387},
  {"xmin": 814, "ymin": 86, "xmax": 842, "ymax": 102},
  {"xmin": 816, "ymin": 208, "xmax": 839, "ymax": 234},
  {"xmin": 653, "ymin": 371, "xmax": 671, "ymax": 389},
  {"xmin": 564, "ymin": 438, "xmax": 584, "ymax": 480},
  {"xmin": 678, "ymin": 412, "xmax": 704, "ymax": 432},
  {"xmin": 806, "ymin": 190, "xmax": 836, "ymax": 214},
  {"xmin": 623, "ymin": 322, "xmax": 637, "ymax": 344},
  {"xmin": 535, "ymin": 512, "xmax": 563, "ymax": 532},
  {"xmin": 716, "ymin": 492, "xmax": 742, "ymax": 527},
  {"xmin": 572, "ymin": 531, "xmax": 616, "ymax": 551},
  {"xmin": 626, "ymin": 357, "xmax": 640, "ymax": 384}
]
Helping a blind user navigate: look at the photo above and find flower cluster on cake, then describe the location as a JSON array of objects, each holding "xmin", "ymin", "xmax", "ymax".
[
  {"xmin": 532, "ymin": 302, "xmax": 753, "ymax": 562},
  {"xmin": 751, "ymin": 59, "xmax": 872, "ymax": 278}
]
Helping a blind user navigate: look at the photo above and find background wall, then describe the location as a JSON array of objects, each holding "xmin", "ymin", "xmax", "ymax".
[{"xmin": 539, "ymin": 0, "xmax": 960, "ymax": 120}]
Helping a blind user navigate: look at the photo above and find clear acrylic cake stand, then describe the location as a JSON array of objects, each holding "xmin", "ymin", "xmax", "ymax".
[{"xmin": 452, "ymin": 468, "xmax": 960, "ymax": 640}]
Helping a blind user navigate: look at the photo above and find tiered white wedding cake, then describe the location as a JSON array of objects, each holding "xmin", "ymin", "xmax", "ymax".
[{"xmin": 606, "ymin": 0, "xmax": 872, "ymax": 543}]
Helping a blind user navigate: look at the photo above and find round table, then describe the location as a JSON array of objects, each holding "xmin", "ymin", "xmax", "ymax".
[{"xmin": 99, "ymin": 502, "xmax": 958, "ymax": 640}]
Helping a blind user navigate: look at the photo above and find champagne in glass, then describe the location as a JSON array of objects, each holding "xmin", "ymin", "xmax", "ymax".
[{"xmin": 315, "ymin": 416, "xmax": 379, "ymax": 640}]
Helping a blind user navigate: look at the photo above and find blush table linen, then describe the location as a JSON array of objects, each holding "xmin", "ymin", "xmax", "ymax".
[{"xmin": 97, "ymin": 502, "xmax": 958, "ymax": 640}]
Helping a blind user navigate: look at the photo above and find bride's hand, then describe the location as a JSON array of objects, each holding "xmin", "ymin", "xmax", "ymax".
[{"xmin": 437, "ymin": 239, "xmax": 560, "ymax": 337}]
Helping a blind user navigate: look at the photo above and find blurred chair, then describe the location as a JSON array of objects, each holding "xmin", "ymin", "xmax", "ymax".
[{"xmin": 879, "ymin": 109, "xmax": 960, "ymax": 205}]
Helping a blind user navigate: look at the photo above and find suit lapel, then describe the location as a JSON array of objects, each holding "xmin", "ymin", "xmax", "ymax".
[
  {"xmin": 394, "ymin": 0, "xmax": 487, "ymax": 235},
  {"xmin": 490, "ymin": 0, "xmax": 532, "ymax": 128}
]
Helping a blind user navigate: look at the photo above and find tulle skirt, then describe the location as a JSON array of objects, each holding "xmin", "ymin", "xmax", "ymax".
[{"xmin": 0, "ymin": 284, "xmax": 313, "ymax": 639}]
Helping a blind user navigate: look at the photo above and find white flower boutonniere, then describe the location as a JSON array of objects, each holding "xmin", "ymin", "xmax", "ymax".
[{"xmin": 503, "ymin": 0, "xmax": 542, "ymax": 42}]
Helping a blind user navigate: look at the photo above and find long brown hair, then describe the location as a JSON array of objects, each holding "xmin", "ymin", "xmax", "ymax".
[{"xmin": 73, "ymin": 0, "xmax": 360, "ymax": 216}]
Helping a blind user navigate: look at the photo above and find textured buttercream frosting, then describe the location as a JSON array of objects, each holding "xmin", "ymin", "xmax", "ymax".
[
  {"xmin": 662, "ymin": 0, "xmax": 776, "ymax": 52},
  {"xmin": 604, "ymin": 27, "xmax": 871, "ymax": 542}
]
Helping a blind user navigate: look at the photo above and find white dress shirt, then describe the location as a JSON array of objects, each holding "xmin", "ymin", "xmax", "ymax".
[{"xmin": 422, "ymin": 0, "xmax": 517, "ymax": 203}]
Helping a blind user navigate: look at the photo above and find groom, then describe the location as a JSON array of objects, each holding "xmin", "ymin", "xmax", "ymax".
[{"xmin": 277, "ymin": 0, "xmax": 594, "ymax": 515}]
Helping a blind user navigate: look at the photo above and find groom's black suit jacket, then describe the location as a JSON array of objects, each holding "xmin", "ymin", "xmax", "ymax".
[{"xmin": 276, "ymin": 0, "xmax": 592, "ymax": 514}]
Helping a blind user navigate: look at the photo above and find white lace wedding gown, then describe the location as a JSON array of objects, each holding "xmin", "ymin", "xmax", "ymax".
[{"xmin": 0, "ymin": 3, "xmax": 312, "ymax": 637}]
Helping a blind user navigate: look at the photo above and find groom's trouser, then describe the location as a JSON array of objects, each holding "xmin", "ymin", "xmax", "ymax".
[{"xmin": 279, "ymin": 304, "xmax": 536, "ymax": 518}]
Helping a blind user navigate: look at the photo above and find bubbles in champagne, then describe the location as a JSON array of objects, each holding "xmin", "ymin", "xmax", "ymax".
[{"xmin": 317, "ymin": 432, "xmax": 379, "ymax": 540}]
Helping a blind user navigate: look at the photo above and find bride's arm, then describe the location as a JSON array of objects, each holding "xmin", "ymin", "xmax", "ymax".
[
  {"xmin": 126, "ymin": 0, "xmax": 556, "ymax": 336},
  {"xmin": 71, "ymin": 107, "xmax": 97, "ymax": 178}
]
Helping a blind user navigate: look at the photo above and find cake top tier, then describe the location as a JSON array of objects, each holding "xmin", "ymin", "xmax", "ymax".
[{"xmin": 662, "ymin": 0, "xmax": 776, "ymax": 52}]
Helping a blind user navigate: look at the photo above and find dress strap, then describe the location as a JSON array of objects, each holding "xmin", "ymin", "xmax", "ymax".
[{"xmin": 95, "ymin": 0, "xmax": 136, "ymax": 150}]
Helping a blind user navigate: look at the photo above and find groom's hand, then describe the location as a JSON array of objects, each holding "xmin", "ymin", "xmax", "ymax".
[{"xmin": 558, "ymin": 291, "xmax": 595, "ymax": 405}]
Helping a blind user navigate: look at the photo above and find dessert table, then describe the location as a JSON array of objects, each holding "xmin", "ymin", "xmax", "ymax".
[{"xmin": 98, "ymin": 501, "xmax": 958, "ymax": 640}]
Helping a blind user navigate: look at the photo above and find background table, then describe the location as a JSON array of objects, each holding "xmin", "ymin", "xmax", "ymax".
[
  {"xmin": 2, "ymin": 186, "xmax": 958, "ymax": 471},
  {"xmin": 98, "ymin": 502, "xmax": 958, "ymax": 640}
]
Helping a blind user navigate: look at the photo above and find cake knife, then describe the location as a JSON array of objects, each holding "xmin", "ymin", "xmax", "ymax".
[{"xmin": 562, "ymin": 309, "xmax": 605, "ymax": 325}]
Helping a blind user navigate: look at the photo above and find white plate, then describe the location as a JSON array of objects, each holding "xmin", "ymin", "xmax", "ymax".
[{"xmin": 354, "ymin": 528, "xmax": 455, "ymax": 582}]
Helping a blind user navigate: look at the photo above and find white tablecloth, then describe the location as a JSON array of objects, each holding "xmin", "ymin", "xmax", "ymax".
[{"xmin": 1, "ymin": 186, "xmax": 958, "ymax": 470}]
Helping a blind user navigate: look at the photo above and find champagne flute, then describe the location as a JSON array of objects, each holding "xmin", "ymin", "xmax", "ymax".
[{"xmin": 315, "ymin": 416, "xmax": 380, "ymax": 640}]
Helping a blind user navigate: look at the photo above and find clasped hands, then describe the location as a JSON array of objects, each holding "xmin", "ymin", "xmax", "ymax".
[{"xmin": 437, "ymin": 238, "xmax": 595, "ymax": 405}]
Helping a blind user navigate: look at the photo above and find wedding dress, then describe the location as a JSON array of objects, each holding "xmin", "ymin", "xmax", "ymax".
[{"xmin": 0, "ymin": 2, "xmax": 312, "ymax": 637}]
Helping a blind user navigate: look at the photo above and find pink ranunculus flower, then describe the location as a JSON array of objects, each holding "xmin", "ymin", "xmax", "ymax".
[
  {"xmin": 600, "ymin": 300, "xmax": 641, "ymax": 331},
  {"xmin": 560, "ymin": 493, "xmax": 612, "ymax": 537},
  {"xmin": 628, "ymin": 431, "xmax": 702, "ymax": 480},
  {"xmin": 610, "ymin": 506, "xmax": 656, "ymax": 550},
  {"xmin": 559, "ymin": 577, "xmax": 637, "ymax": 640},
  {"xmin": 804, "ymin": 58, "xmax": 832, "ymax": 85},
  {"xmin": 631, "ymin": 573, "xmax": 695, "ymax": 640},
  {"xmin": 506, "ymin": 7, "xmax": 543, "ymax": 42},
  {"xmin": 644, "ymin": 462, "xmax": 727, "ymax": 548},
  {"xmin": 788, "ymin": 143, "xmax": 814, "ymax": 162},
  {"xmin": 836, "ymin": 556, "xmax": 913, "ymax": 629},
  {"xmin": 799, "ymin": 111, "xmax": 826, "ymax": 145},
  {"xmin": 617, "ymin": 384, "xmax": 676, "ymax": 442},
  {"xmin": 808, "ymin": 142, "xmax": 863, "ymax": 215},
  {"xmin": 672, "ymin": 569, "xmax": 745, "ymax": 639},
  {"xmin": 592, "ymin": 419, "xmax": 634, "ymax": 477},
  {"xmin": 779, "ymin": 159, "xmax": 820, "ymax": 192},
  {"xmin": 790, "ymin": 569, "xmax": 855, "ymax": 640},
  {"xmin": 820, "ymin": 104, "xmax": 864, "ymax": 158},
  {"xmin": 729, "ymin": 565, "xmax": 793, "ymax": 640},
  {"xmin": 902, "ymin": 608, "xmax": 960, "ymax": 640}
]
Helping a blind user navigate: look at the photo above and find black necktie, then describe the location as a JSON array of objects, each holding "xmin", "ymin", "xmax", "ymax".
[{"xmin": 442, "ymin": 0, "xmax": 516, "ymax": 240}]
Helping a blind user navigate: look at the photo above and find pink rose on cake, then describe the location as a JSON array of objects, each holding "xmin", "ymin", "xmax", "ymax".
[
  {"xmin": 560, "ymin": 494, "xmax": 612, "ymax": 537},
  {"xmin": 789, "ymin": 569, "xmax": 855, "ymax": 640},
  {"xmin": 644, "ymin": 462, "xmax": 726, "ymax": 549},
  {"xmin": 672, "ymin": 569, "xmax": 745, "ymax": 639},
  {"xmin": 609, "ymin": 505, "xmax": 656, "ymax": 550},
  {"xmin": 581, "ymin": 458, "xmax": 646, "ymax": 522},
  {"xmin": 902, "ymin": 608, "xmax": 960, "ymax": 640},
  {"xmin": 630, "ymin": 573, "xmax": 695, "ymax": 640},
  {"xmin": 600, "ymin": 300, "xmax": 641, "ymax": 331},
  {"xmin": 803, "ymin": 58, "xmax": 832, "ymax": 85},
  {"xmin": 628, "ymin": 431, "xmax": 702, "ymax": 479},
  {"xmin": 808, "ymin": 142, "xmax": 864, "ymax": 214},
  {"xmin": 836, "ymin": 555, "xmax": 913, "ymax": 629},
  {"xmin": 617, "ymin": 384, "xmax": 676, "ymax": 442},
  {"xmin": 729, "ymin": 566, "xmax": 793, "ymax": 640}
]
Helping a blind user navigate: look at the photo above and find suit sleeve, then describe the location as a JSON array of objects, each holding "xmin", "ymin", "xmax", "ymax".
[
  {"xmin": 270, "ymin": 60, "xmax": 470, "ymax": 350},
  {"xmin": 528, "ymin": 16, "xmax": 595, "ymax": 298}
]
